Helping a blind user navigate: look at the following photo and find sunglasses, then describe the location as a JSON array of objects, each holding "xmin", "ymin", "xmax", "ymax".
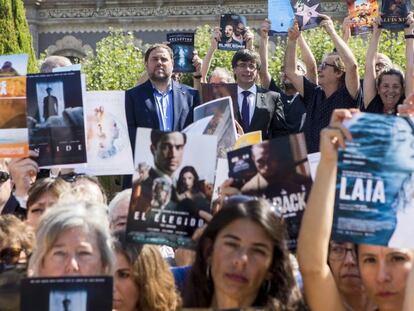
[
  {"xmin": 0, "ymin": 171, "xmax": 10, "ymax": 183},
  {"xmin": 0, "ymin": 247, "xmax": 22, "ymax": 265},
  {"xmin": 59, "ymin": 172, "xmax": 85, "ymax": 183},
  {"xmin": 319, "ymin": 62, "xmax": 337, "ymax": 70}
]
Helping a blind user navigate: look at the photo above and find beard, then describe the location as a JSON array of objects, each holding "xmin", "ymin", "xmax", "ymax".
[{"xmin": 149, "ymin": 70, "xmax": 171, "ymax": 83}]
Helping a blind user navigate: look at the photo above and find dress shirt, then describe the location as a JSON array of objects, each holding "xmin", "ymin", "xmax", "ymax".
[
  {"xmin": 153, "ymin": 84, "xmax": 173, "ymax": 131},
  {"xmin": 237, "ymin": 85, "xmax": 256, "ymax": 125}
]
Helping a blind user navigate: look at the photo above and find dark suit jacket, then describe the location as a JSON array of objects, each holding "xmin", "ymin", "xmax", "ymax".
[
  {"xmin": 125, "ymin": 79, "xmax": 200, "ymax": 151},
  {"xmin": 124, "ymin": 79, "xmax": 199, "ymax": 188},
  {"xmin": 234, "ymin": 86, "xmax": 289, "ymax": 139}
]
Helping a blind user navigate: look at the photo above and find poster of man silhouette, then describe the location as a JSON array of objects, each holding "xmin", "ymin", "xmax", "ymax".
[
  {"xmin": 26, "ymin": 71, "xmax": 87, "ymax": 167},
  {"xmin": 167, "ymin": 32, "xmax": 195, "ymax": 73}
]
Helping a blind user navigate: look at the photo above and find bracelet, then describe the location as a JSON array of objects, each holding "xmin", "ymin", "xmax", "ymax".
[
  {"xmin": 405, "ymin": 34, "xmax": 414, "ymax": 39},
  {"xmin": 193, "ymin": 74, "xmax": 202, "ymax": 79}
]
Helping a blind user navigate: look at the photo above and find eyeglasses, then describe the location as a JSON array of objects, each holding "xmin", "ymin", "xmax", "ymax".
[
  {"xmin": 329, "ymin": 243, "xmax": 357, "ymax": 261},
  {"xmin": 236, "ymin": 63, "xmax": 257, "ymax": 71},
  {"xmin": 0, "ymin": 171, "xmax": 10, "ymax": 183},
  {"xmin": 319, "ymin": 62, "xmax": 337, "ymax": 71},
  {"xmin": 0, "ymin": 247, "xmax": 22, "ymax": 265}
]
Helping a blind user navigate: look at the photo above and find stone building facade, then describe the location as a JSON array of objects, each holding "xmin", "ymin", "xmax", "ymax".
[{"xmin": 24, "ymin": 0, "xmax": 348, "ymax": 59}]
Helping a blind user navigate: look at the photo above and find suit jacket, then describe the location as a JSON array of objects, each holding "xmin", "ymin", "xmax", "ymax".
[
  {"xmin": 234, "ymin": 86, "xmax": 289, "ymax": 139},
  {"xmin": 125, "ymin": 79, "xmax": 200, "ymax": 151}
]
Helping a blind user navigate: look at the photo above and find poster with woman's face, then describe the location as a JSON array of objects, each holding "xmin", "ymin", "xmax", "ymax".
[{"xmin": 333, "ymin": 112, "xmax": 414, "ymax": 248}]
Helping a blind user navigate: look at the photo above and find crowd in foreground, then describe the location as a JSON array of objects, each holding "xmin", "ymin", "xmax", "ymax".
[{"xmin": 2, "ymin": 12, "xmax": 414, "ymax": 311}]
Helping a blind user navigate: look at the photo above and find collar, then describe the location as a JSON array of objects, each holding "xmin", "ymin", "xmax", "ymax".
[
  {"xmin": 151, "ymin": 81, "xmax": 173, "ymax": 95},
  {"xmin": 237, "ymin": 84, "xmax": 257, "ymax": 96}
]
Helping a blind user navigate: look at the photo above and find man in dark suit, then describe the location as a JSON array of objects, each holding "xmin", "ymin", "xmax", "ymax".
[
  {"xmin": 231, "ymin": 49, "xmax": 288, "ymax": 139},
  {"xmin": 43, "ymin": 87, "xmax": 58, "ymax": 121},
  {"xmin": 125, "ymin": 43, "xmax": 199, "ymax": 151},
  {"xmin": 124, "ymin": 43, "xmax": 199, "ymax": 188}
]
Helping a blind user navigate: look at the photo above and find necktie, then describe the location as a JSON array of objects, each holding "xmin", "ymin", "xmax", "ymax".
[{"xmin": 241, "ymin": 90, "xmax": 251, "ymax": 131}]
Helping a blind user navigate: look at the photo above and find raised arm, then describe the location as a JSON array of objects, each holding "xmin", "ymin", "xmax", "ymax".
[
  {"xmin": 258, "ymin": 19, "xmax": 272, "ymax": 89},
  {"xmin": 297, "ymin": 33, "xmax": 317, "ymax": 84},
  {"xmin": 319, "ymin": 14, "xmax": 360, "ymax": 99},
  {"xmin": 200, "ymin": 27, "xmax": 220, "ymax": 83},
  {"xmin": 284, "ymin": 23, "xmax": 304, "ymax": 97},
  {"xmin": 297, "ymin": 109, "xmax": 354, "ymax": 311},
  {"xmin": 405, "ymin": 13, "xmax": 414, "ymax": 96},
  {"xmin": 363, "ymin": 18, "xmax": 381, "ymax": 108},
  {"xmin": 342, "ymin": 15, "xmax": 352, "ymax": 44}
]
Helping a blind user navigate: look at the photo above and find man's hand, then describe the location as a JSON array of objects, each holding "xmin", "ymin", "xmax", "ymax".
[
  {"xmin": 288, "ymin": 21, "xmax": 300, "ymax": 41},
  {"xmin": 319, "ymin": 14, "xmax": 336, "ymax": 35},
  {"xmin": 192, "ymin": 51, "xmax": 202, "ymax": 75},
  {"xmin": 260, "ymin": 19, "xmax": 271, "ymax": 40},
  {"xmin": 8, "ymin": 150, "xmax": 39, "ymax": 197}
]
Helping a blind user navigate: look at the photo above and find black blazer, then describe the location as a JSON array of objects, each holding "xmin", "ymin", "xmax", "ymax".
[
  {"xmin": 125, "ymin": 79, "xmax": 200, "ymax": 150},
  {"xmin": 234, "ymin": 86, "xmax": 289, "ymax": 139}
]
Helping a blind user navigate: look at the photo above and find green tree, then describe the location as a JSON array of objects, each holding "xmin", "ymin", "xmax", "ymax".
[
  {"xmin": 0, "ymin": 0, "xmax": 37, "ymax": 72},
  {"xmin": 82, "ymin": 29, "xmax": 145, "ymax": 91}
]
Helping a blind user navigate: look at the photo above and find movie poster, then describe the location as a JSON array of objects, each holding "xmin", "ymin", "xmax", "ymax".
[
  {"xmin": 26, "ymin": 71, "xmax": 87, "ymax": 167},
  {"xmin": 20, "ymin": 277, "xmax": 112, "ymax": 311},
  {"xmin": 126, "ymin": 128, "xmax": 217, "ymax": 248},
  {"xmin": 218, "ymin": 14, "xmax": 247, "ymax": 51},
  {"xmin": 381, "ymin": 0, "xmax": 410, "ymax": 30},
  {"xmin": 333, "ymin": 112, "xmax": 414, "ymax": 248},
  {"xmin": 347, "ymin": 0, "xmax": 379, "ymax": 35},
  {"xmin": 167, "ymin": 32, "xmax": 195, "ymax": 73},
  {"xmin": 78, "ymin": 91, "xmax": 134, "ymax": 176},
  {"xmin": 184, "ymin": 96, "xmax": 237, "ymax": 158},
  {"xmin": 227, "ymin": 133, "xmax": 312, "ymax": 250},
  {"xmin": 268, "ymin": 0, "xmax": 295, "ymax": 34},
  {"xmin": 0, "ymin": 54, "xmax": 29, "ymax": 158},
  {"xmin": 294, "ymin": 0, "xmax": 321, "ymax": 30}
]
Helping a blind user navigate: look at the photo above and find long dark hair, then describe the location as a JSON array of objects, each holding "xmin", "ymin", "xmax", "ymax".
[
  {"xmin": 177, "ymin": 166, "xmax": 201, "ymax": 194},
  {"xmin": 183, "ymin": 198, "xmax": 306, "ymax": 310}
]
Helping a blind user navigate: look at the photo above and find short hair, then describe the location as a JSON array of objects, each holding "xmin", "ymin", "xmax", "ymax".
[
  {"xmin": 108, "ymin": 188, "xmax": 132, "ymax": 222},
  {"xmin": 209, "ymin": 67, "xmax": 235, "ymax": 83},
  {"xmin": 231, "ymin": 49, "xmax": 261, "ymax": 71},
  {"xmin": 40, "ymin": 56, "xmax": 72, "ymax": 73},
  {"xmin": 150, "ymin": 130, "xmax": 187, "ymax": 148},
  {"xmin": 113, "ymin": 232, "xmax": 181, "ymax": 311},
  {"xmin": 26, "ymin": 177, "xmax": 71, "ymax": 211},
  {"xmin": 144, "ymin": 43, "xmax": 173, "ymax": 63},
  {"xmin": 71, "ymin": 175, "xmax": 108, "ymax": 205},
  {"xmin": 28, "ymin": 200, "xmax": 114, "ymax": 276},
  {"xmin": 376, "ymin": 66, "xmax": 405, "ymax": 90}
]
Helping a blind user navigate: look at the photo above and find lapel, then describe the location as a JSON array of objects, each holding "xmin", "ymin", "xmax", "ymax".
[
  {"xmin": 172, "ymin": 80, "xmax": 185, "ymax": 131},
  {"xmin": 143, "ymin": 80, "xmax": 160, "ymax": 128},
  {"xmin": 248, "ymin": 86, "xmax": 266, "ymax": 131}
]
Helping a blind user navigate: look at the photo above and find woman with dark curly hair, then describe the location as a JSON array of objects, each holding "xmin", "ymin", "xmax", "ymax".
[
  {"xmin": 112, "ymin": 232, "xmax": 181, "ymax": 311},
  {"xmin": 176, "ymin": 166, "xmax": 203, "ymax": 200},
  {"xmin": 183, "ymin": 197, "xmax": 306, "ymax": 310}
]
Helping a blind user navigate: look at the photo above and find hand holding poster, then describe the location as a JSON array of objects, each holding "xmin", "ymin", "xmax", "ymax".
[
  {"xmin": 126, "ymin": 129, "xmax": 217, "ymax": 248},
  {"xmin": 333, "ymin": 112, "xmax": 414, "ymax": 248},
  {"xmin": 218, "ymin": 14, "xmax": 247, "ymax": 51}
]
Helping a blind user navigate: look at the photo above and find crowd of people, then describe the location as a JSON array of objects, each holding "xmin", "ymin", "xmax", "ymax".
[{"xmin": 2, "ymin": 11, "xmax": 414, "ymax": 311}]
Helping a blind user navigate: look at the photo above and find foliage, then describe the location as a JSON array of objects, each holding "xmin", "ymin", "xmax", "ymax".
[
  {"xmin": 0, "ymin": 0, "xmax": 37, "ymax": 73},
  {"xmin": 82, "ymin": 30, "xmax": 145, "ymax": 91}
]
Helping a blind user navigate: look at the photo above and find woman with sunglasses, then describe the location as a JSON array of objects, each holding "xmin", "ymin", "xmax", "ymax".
[
  {"xmin": 297, "ymin": 109, "xmax": 414, "ymax": 311},
  {"xmin": 183, "ymin": 196, "xmax": 306, "ymax": 310},
  {"xmin": 362, "ymin": 14, "xmax": 414, "ymax": 115}
]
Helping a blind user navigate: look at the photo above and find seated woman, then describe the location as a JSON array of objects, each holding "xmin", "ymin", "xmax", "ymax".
[
  {"xmin": 183, "ymin": 197, "xmax": 306, "ymax": 310},
  {"xmin": 112, "ymin": 232, "xmax": 181, "ymax": 311},
  {"xmin": 362, "ymin": 15, "xmax": 414, "ymax": 114},
  {"xmin": 28, "ymin": 200, "xmax": 113, "ymax": 277},
  {"xmin": 26, "ymin": 177, "xmax": 71, "ymax": 229},
  {"xmin": 297, "ymin": 109, "xmax": 414, "ymax": 311}
]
